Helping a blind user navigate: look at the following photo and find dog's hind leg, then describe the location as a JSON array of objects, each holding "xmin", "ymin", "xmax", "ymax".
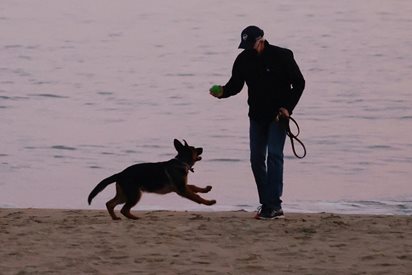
[
  {"xmin": 120, "ymin": 190, "xmax": 142, "ymax": 220},
  {"xmin": 187, "ymin": 184, "xmax": 212, "ymax": 193},
  {"xmin": 106, "ymin": 183, "xmax": 126, "ymax": 220}
]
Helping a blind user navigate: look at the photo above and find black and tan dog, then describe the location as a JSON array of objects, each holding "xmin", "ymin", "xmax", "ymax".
[{"xmin": 88, "ymin": 139, "xmax": 216, "ymax": 220}]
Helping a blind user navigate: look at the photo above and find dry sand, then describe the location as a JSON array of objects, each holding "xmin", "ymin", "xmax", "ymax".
[{"xmin": 1, "ymin": 208, "xmax": 411, "ymax": 274}]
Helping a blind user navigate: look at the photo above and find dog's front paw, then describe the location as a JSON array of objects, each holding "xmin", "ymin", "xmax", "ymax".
[
  {"xmin": 206, "ymin": 200, "xmax": 216, "ymax": 206},
  {"xmin": 204, "ymin": 186, "xmax": 212, "ymax": 192}
]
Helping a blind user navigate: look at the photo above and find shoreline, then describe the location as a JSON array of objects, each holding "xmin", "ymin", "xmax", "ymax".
[
  {"xmin": 2, "ymin": 198, "xmax": 411, "ymax": 216},
  {"xmin": 1, "ymin": 208, "xmax": 411, "ymax": 274}
]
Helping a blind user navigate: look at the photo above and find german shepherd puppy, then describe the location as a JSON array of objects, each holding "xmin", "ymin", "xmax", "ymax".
[{"xmin": 88, "ymin": 139, "xmax": 216, "ymax": 220}]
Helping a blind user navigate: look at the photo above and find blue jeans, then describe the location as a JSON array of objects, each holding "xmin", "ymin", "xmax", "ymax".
[{"xmin": 249, "ymin": 119, "xmax": 287, "ymax": 210}]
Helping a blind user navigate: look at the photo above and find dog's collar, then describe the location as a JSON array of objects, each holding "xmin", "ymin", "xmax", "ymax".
[{"xmin": 172, "ymin": 158, "xmax": 194, "ymax": 173}]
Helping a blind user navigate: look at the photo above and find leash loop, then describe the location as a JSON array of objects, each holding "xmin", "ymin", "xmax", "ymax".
[{"xmin": 277, "ymin": 116, "xmax": 307, "ymax": 159}]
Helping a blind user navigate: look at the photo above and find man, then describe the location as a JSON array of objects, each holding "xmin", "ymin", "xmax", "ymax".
[{"xmin": 209, "ymin": 25, "xmax": 305, "ymax": 219}]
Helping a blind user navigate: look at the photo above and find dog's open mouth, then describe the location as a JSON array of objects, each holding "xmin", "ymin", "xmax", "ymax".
[{"xmin": 196, "ymin": 156, "xmax": 202, "ymax": 161}]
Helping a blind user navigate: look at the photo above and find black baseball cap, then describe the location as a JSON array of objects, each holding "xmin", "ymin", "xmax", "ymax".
[{"xmin": 238, "ymin": 26, "xmax": 264, "ymax": 49}]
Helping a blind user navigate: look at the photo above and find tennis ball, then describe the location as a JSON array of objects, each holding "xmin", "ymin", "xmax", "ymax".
[{"xmin": 210, "ymin": 85, "xmax": 222, "ymax": 96}]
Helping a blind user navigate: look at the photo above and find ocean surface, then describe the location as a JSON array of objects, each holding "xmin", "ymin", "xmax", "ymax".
[{"xmin": 1, "ymin": 0, "xmax": 412, "ymax": 215}]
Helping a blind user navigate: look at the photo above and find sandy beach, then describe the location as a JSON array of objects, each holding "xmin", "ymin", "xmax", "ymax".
[{"xmin": 0, "ymin": 208, "xmax": 411, "ymax": 274}]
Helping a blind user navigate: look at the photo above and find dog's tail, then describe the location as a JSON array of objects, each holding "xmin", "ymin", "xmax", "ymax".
[{"xmin": 88, "ymin": 174, "xmax": 119, "ymax": 205}]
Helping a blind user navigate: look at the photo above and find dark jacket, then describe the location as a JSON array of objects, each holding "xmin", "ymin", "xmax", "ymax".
[{"xmin": 221, "ymin": 41, "xmax": 305, "ymax": 122}]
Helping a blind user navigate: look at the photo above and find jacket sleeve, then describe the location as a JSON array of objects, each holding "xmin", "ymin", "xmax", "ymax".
[
  {"xmin": 284, "ymin": 50, "xmax": 305, "ymax": 113},
  {"xmin": 221, "ymin": 55, "xmax": 245, "ymax": 98}
]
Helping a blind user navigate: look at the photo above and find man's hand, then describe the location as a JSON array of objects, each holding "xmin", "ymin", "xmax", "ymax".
[
  {"xmin": 278, "ymin": 107, "xmax": 290, "ymax": 118},
  {"xmin": 209, "ymin": 85, "xmax": 223, "ymax": 98}
]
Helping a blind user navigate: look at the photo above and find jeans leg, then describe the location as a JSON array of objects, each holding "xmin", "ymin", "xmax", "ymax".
[
  {"xmin": 249, "ymin": 119, "xmax": 268, "ymax": 206},
  {"xmin": 267, "ymin": 121, "xmax": 287, "ymax": 209}
]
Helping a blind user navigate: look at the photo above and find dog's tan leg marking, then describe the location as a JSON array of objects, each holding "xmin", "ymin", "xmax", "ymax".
[
  {"xmin": 179, "ymin": 187, "xmax": 216, "ymax": 206},
  {"xmin": 187, "ymin": 184, "xmax": 212, "ymax": 193},
  {"xmin": 106, "ymin": 183, "xmax": 126, "ymax": 220},
  {"xmin": 120, "ymin": 190, "xmax": 142, "ymax": 220}
]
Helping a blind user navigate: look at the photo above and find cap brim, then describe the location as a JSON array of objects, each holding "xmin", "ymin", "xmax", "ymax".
[{"xmin": 238, "ymin": 40, "xmax": 253, "ymax": 49}]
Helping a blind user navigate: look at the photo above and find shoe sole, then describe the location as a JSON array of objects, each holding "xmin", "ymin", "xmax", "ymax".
[{"xmin": 254, "ymin": 214, "xmax": 285, "ymax": 220}]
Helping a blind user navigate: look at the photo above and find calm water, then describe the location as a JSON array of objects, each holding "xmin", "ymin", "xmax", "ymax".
[{"xmin": 1, "ymin": 0, "xmax": 412, "ymax": 215}]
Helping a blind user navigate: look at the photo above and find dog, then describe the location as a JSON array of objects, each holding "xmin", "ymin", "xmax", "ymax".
[{"xmin": 88, "ymin": 139, "xmax": 216, "ymax": 220}]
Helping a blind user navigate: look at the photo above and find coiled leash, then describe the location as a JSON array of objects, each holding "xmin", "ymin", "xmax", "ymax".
[{"xmin": 276, "ymin": 115, "xmax": 307, "ymax": 159}]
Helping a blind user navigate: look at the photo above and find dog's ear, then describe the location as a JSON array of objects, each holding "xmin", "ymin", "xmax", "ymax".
[
  {"xmin": 174, "ymin": 139, "xmax": 184, "ymax": 151},
  {"xmin": 196, "ymin": 147, "xmax": 203, "ymax": 155},
  {"xmin": 183, "ymin": 139, "xmax": 188, "ymax": 147}
]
